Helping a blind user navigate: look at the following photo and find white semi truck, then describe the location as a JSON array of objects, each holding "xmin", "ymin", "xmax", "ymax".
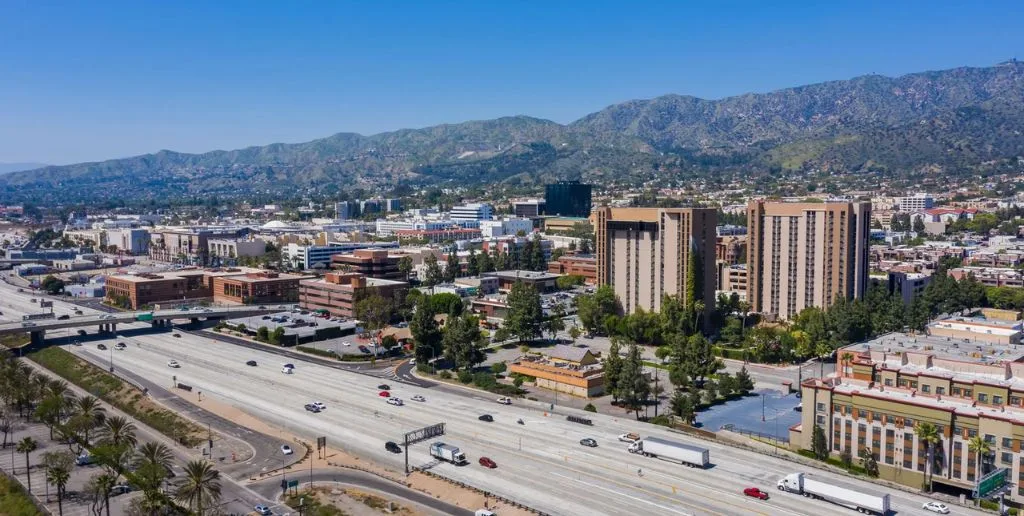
[
  {"xmin": 430, "ymin": 442, "xmax": 468, "ymax": 465},
  {"xmin": 627, "ymin": 436, "xmax": 710, "ymax": 468},
  {"xmin": 777, "ymin": 472, "xmax": 890, "ymax": 515}
]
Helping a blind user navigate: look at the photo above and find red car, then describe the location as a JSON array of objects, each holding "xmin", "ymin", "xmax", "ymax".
[
  {"xmin": 478, "ymin": 457, "xmax": 497, "ymax": 469},
  {"xmin": 743, "ymin": 487, "xmax": 769, "ymax": 500},
  {"xmin": 378, "ymin": 391, "xmax": 390, "ymax": 397}
]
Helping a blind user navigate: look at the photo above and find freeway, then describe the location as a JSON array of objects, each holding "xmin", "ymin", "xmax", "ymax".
[{"xmin": 0, "ymin": 276, "xmax": 982, "ymax": 516}]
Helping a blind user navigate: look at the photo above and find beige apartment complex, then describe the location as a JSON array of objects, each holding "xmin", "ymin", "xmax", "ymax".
[
  {"xmin": 746, "ymin": 200, "xmax": 871, "ymax": 320},
  {"xmin": 593, "ymin": 207, "xmax": 717, "ymax": 314}
]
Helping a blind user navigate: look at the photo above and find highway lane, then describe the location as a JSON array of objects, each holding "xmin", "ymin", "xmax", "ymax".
[
  {"xmin": 0, "ymin": 278, "xmax": 982, "ymax": 516},
  {"xmin": 67, "ymin": 327, "xmax": 982, "ymax": 516}
]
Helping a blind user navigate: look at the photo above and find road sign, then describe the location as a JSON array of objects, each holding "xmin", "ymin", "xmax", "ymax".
[
  {"xmin": 287, "ymin": 480, "xmax": 298, "ymax": 488},
  {"xmin": 975, "ymin": 467, "xmax": 1007, "ymax": 498},
  {"xmin": 316, "ymin": 436, "xmax": 326, "ymax": 451}
]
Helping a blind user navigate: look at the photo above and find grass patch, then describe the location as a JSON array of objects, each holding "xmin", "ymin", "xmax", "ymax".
[
  {"xmin": 0, "ymin": 335, "xmax": 29, "ymax": 350},
  {"xmin": 0, "ymin": 473, "xmax": 43, "ymax": 516},
  {"xmin": 27, "ymin": 347, "xmax": 204, "ymax": 447},
  {"xmin": 285, "ymin": 491, "xmax": 347, "ymax": 516}
]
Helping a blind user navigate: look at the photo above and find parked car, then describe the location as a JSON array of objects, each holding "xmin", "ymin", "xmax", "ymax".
[
  {"xmin": 579, "ymin": 438, "xmax": 598, "ymax": 448},
  {"xmin": 109, "ymin": 484, "xmax": 132, "ymax": 496},
  {"xmin": 280, "ymin": 445, "xmax": 293, "ymax": 455},
  {"xmin": 478, "ymin": 414, "xmax": 494, "ymax": 422},
  {"xmin": 254, "ymin": 505, "xmax": 272, "ymax": 516},
  {"xmin": 378, "ymin": 391, "xmax": 391, "ymax": 397},
  {"xmin": 743, "ymin": 487, "xmax": 769, "ymax": 500},
  {"xmin": 387, "ymin": 397, "xmax": 403, "ymax": 406},
  {"xmin": 167, "ymin": 360, "xmax": 180, "ymax": 368},
  {"xmin": 377, "ymin": 384, "xmax": 391, "ymax": 390},
  {"xmin": 922, "ymin": 502, "xmax": 950, "ymax": 514},
  {"xmin": 246, "ymin": 360, "xmax": 257, "ymax": 367},
  {"xmin": 478, "ymin": 456, "xmax": 497, "ymax": 469},
  {"xmin": 97, "ymin": 344, "xmax": 107, "ymax": 350},
  {"xmin": 385, "ymin": 441, "xmax": 402, "ymax": 454},
  {"xmin": 411, "ymin": 395, "xmax": 426, "ymax": 402}
]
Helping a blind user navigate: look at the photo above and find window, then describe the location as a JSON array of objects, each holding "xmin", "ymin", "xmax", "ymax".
[
  {"xmin": 953, "ymin": 386, "xmax": 962, "ymax": 396},
  {"xmin": 969, "ymin": 429, "xmax": 978, "ymax": 438},
  {"xmin": 816, "ymin": 402, "xmax": 826, "ymax": 412},
  {"xmin": 937, "ymin": 386, "xmax": 946, "ymax": 395},
  {"xmin": 955, "ymin": 441, "xmax": 962, "ymax": 451},
  {"xmin": 905, "ymin": 418, "xmax": 915, "ymax": 427},
  {"xmin": 898, "ymin": 378, "xmax": 908, "ymax": 387},
  {"xmin": 985, "ymin": 434, "xmax": 996, "ymax": 444},
  {"xmin": 884, "ymin": 378, "xmax": 893, "ymax": 386},
  {"xmin": 965, "ymin": 389, "xmax": 973, "ymax": 398},
  {"xmin": 886, "ymin": 443, "xmax": 895, "ymax": 451},
  {"xmin": 886, "ymin": 415, "xmax": 895, "ymax": 425},
  {"xmin": 816, "ymin": 415, "xmax": 826, "ymax": 425},
  {"xmin": 994, "ymin": 395, "xmax": 1004, "ymax": 405},
  {"xmin": 1003, "ymin": 437, "xmax": 1013, "ymax": 449},
  {"xmin": 904, "ymin": 460, "xmax": 913, "ymax": 469},
  {"xmin": 1011, "ymin": 396, "xmax": 1022, "ymax": 406},
  {"xmin": 1003, "ymin": 452, "xmax": 1014, "ymax": 465},
  {"xmin": 922, "ymin": 385, "xmax": 931, "ymax": 393},
  {"xmin": 909, "ymin": 381, "xmax": 918, "ymax": 389},
  {"xmin": 886, "ymin": 429, "xmax": 895, "ymax": 439},
  {"xmin": 885, "ymin": 455, "xmax": 894, "ymax": 464},
  {"xmin": 978, "ymin": 393, "xmax": 989, "ymax": 403}
]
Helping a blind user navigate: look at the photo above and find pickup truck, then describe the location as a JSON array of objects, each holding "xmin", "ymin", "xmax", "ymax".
[{"xmin": 618, "ymin": 433, "xmax": 640, "ymax": 443}]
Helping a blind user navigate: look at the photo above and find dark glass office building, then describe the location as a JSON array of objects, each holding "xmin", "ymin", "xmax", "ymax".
[{"xmin": 544, "ymin": 181, "xmax": 592, "ymax": 217}]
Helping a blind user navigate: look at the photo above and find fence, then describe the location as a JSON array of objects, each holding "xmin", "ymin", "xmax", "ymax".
[{"xmin": 721, "ymin": 424, "xmax": 789, "ymax": 447}]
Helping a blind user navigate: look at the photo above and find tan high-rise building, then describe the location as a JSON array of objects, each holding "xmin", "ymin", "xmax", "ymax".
[
  {"xmin": 746, "ymin": 200, "xmax": 871, "ymax": 320},
  {"xmin": 594, "ymin": 207, "xmax": 717, "ymax": 314}
]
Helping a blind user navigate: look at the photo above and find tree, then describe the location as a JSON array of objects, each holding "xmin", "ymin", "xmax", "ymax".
[
  {"xmin": 443, "ymin": 248, "xmax": 459, "ymax": 282},
  {"xmin": 543, "ymin": 309, "xmax": 566, "ymax": 341},
  {"xmin": 86, "ymin": 472, "xmax": 118, "ymax": 516},
  {"xmin": 603, "ymin": 339, "xmax": 624, "ymax": 403},
  {"xmin": 504, "ymin": 281, "xmax": 543, "ymax": 342},
  {"xmin": 490, "ymin": 362, "xmax": 507, "ymax": 375},
  {"xmin": 717, "ymin": 373, "xmax": 737, "ymax": 397},
  {"xmin": 41, "ymin": 275, "xmax": 66, "ymax": 295},
  {"xmin": 735, "ymin": 366, "xmax": 755, "ymax": 394},
  {"xmin": 410, "ymin": 303, "xmax": 442, "ymax": 368},
  {"xmin": 269, "ymin": 327, "xmax": 285, "ymax": 345},
  {"xmin": 968, "ymin": 435, "xmax": 991, "ymax": 481},
  {"xmin": 912, "ymin": 215, "xmax": 926, "ymax": 233},
  {"xmin": 427, "ymin": 292, "xmax": 463, "ymax": 317},
  {"xmin": 569, "ymin": 326, "xmax": 582, "ymax": 343},
  {"xmin": 670, "ymin": 390, "xmax": 695, "ymax": 425},
  {"xmin": 16, "ymin": 436, "xmax": 38, "ymax": 491},
  {"xmin": 465, "ymin": 248, "xmax": 480, "ymax": 277},
  {"xmin": 175, "ymin": 460, "xmax": 222, "ymax": 516},
  {"xmin": 354, "ymin": 292, "xmax": 394, "ymax": 332},
  {"xmin": 555, "ymin": 275, "xmax": 585, "ymax": 291},
  {"xmin": 915, "ymin": 422, "xmax": 940, "ymax": 490},
  {"xmin": 255, "ymin": 326, "xmax": 270, "ymax": 342},
  {"xmin": 442, "ymin": 315, "xmax": 484, "ymax": 371},
  {"xmin": 530, "ymin": 234, "xmax": 546, "ymax": 272},
  {"xmin": 423, "ymin": 254, "xmax": 443, "ymax": 288},
  {"xmin": 43, "ymin": 451, "xmax": 74, "ymax": 516},
  {"xmin": 860, "ymin": 448, "xmax": 879, "ymax": 477},
  {"xmin": 98, "ymin": 415, "xmax": 137, "ymax": 449},
  {"xmin": 617, "ymin": 344, "xmax": 651, "ymax": 420},
  {"xmin": 133, "ymin": 442, "xmax": 175, "ymax": 513},
  {"xmin": 576, "ymin": 285, "xmax": 620, "ymax": 334},
  {"xmin": 811, "ymin": 424, "xmax": 829, "ymax": 461},
  {"xmin": 840, "ymin": 447, "xmax": 852, "ymax": 469},
  {"xmin": 397, "ymin": 255, "xmax": 413, "ymax": 281},
  {"xmin": 478, "ymin": 249, "xmax": 494, "ymax": 273}
]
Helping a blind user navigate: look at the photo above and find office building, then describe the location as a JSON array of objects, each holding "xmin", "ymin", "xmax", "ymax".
[
  {"xmin": 330, "ymin": 249, "xmax": 404, "ymax": 280},
  {"xmin": 513, "ymin": 199, "xmax": 546, "ymax": 218},
  {"xmin": 898, "ymin": 193, "xmax": 935, "ymax": 212},
  {"xmin": 282, "ymin": 242, "xmax": 399, "ymax": 270},
  {"xmin": 360, "ymin": 199, "xmax": 382, "ymax": 215},
  {"xmin": 509, "ymin": 345, "xmax": 605, "ymax": 398},
  {"xmin": 108, "ymin": 228, "xmax": 151, "ymax": 255},
  {"xmin": 593, "ymin": 207, "xmax": 717, "ymax": 314},
  {"xmin": 794, "ymin": 331, "xmax": 1024, "ymax": 502},
  {"xmin": 548, "ymin": 254, "xmax": 597, "ymax": 284},
  {"xmin": 545, "ymin": 181, "xmax": 592, "ymax": 218},
  {"xmin": 335, "ymin": 201, "xmax": 358, "ymax": 220},
  {"xmin": 211, "ymin": 270, "xmax": 310, "ymax": 305},
  {"xmin": 385, "ymin": 198, "xmax": 402, "ymax": 212},
  {"xmin": 450, "ymin": 203, "xmax": 493, "ymax": 221},
  {"xmin": 479, "ymin": 218, "xmax": 533, "ymax": 238},
  {"xmin": 298, "ymin": 272, "xmax": 407, "ymax": 319},
  {"xmin": 746, "ymin": 200, "xmax": 871, "ymax": 321}
]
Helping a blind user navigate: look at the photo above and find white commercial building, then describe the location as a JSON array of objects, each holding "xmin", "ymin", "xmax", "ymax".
[
  {"xmin": 108, "ymin": 228, "xmax": 151, "ymax": 255},
  {"xmin": 898, "ymin": 193, "xmax": 934, "ymax": 212},
  {"xmin": 450, "ymin": 203, "xmax": 493, "ymax": 221},
  {"xmin": 283, "ymin": 241, "xmax": 399, "ymax": 270},
  {"xmin": 479, "ymin": 218, "xmax": 534, "ymax": 238}
]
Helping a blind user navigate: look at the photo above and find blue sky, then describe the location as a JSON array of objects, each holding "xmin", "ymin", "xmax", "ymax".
[{"xmin": 1, "ymin": 1, "xmax": 1022, "ymax": 165}]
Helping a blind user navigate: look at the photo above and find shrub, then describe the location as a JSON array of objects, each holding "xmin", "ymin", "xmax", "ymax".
[
  {"xmin": 296, "ymin": 346, "xmax": 337, "ymax": 359},
  {"xmin": 490, "ymin": 362, "xmax": 507, "ymax": 375},
  {"xmin": 583, "ymin": 403, "xmax": 597, "ymax": 413},
  {"xmin": 513, "ymin": 376, "xmax": 525, "ymax": 388},
  {"xmin": 438, "ymin": 370, "xmax": 452, "ymax": 380},
  {"xmin": 473, "ymin": 373, "xmax": 497, "ymax": 389},
  {"xmin": 519, "ymin": 344, "xmax": 530, "ymax": 353},
  {"xmin": 457, "ymin": 370, "xmax": 473, "ymax": 383}
]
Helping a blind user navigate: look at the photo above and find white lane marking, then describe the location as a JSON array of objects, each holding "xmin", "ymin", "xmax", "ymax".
[{"xmin": 550, "ymin": 471, "xmax": 693, "ymax": 515}]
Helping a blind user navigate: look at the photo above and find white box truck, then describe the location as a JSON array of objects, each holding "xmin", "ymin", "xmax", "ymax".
[
  {"xmin": 430, "ymin": 442, "xmax": 467, "ymax": 465},
  {"xmin": 627, "ymin": 436, "xmax": 710, "ymax": 468},
  {"xmin": 777, "ymin": 472, "xmax": 890, "ymax": 515}
]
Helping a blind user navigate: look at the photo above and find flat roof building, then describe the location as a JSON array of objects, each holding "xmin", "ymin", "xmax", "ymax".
[
  {"xmin": 484, "ymin": 270, "xmax": 561, "ymax": 293},
  {"xmin": 545, "ymin": 181, "xmax": 592, "ymax": 218},
  {"xmin": 298, "ymin": 273, "xmax": 408, "ymax": 319},
  {"xmin": 212, "ymin": 270, "xmax": 311, "ymax": 305},
  {"xmin": 509, "ymin": 344, "xmax": 605, "ymax": 398},
  {"xmin": 547, "ymin": 254, "xmax": 597, "ymax": 284},
  {"xmin": 331, "ymin": 249, "xmax": 404, "ymax": 280}
]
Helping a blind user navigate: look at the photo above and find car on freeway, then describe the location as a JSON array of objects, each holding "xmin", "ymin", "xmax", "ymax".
[
  {"xmin": 114, "ymin": 342, "xmax": 126, "ymax": 350},
  {"xmin": 618, "ymin": 433, "xmax": 640, "ymax": 443},
  {"xmin": 246, "ymin": 360, "xmax": 257, "ymax": 367},
  {"xmin": 21, "ymin": 322, "xmax": 36, "ymax": 327},
  {"xmin": 411, "ymin": 395, "xmax": 425, "ymax": 402},
  {"xmin": 377, "ymin": 384, "xmax": 391, "ymax": 390},
  {"xmin": 743, "ymin": 487, "xmax": 769, "ymax": 500},
  {"xmin": 478, "ymin": 414, "xmax": 494, "ymax": 422},
  {"xmin": 312, "ymin": 402, "xmax": 326, "ymax": 411},
  {"xmin": 172, "ymin": 333, "xmax": 181, "ymax": 338},
  {"xmin": 579, "ymin": 438, "xmax": 598, "ymax": 448},
  {"xmin": 281, "ymin": 366, "xmax": 294, "ymax": 374},
  {"xmin": 167, "ymin": 360, "xmax": 180, "ymax": 368},
  {"xmin": 77, "ymin": 329, "xmax": 87, "ymax": 336},
  {"xmin": 57, "ymin": 314, "xmax": 70, "ymax": 320},
  {"xmin": 254, "ymin": 505, "xmax": 273, "ymax": 516},
  {"xmin": 496, "ymin": 396, "xmax": 511, "ymax": 405},
  {"xmin": 304, "ymin": 403, "xmax": 321, "ymax": 413},
  {"xmin": 97, "ymin": 343, "xmax": 108, "ymax": 350},
  {"xmin": 378, "ymin": 391, "xmax": 390, "ymax": 397},
  {"xmin": 281, "ymin": 445, "xmax": 293, "ymax": 455},
  {"xmin": 922, "ymin": 502, "xmax": 950, "ymax": 514},
  {"xmin": 258, "ymin": 305, "xmax": 266, "ymax": 309},
  {"xmin": 387, "ymin": 397, "xmax": 403, "ymax": 406},
  {"xmin": 385, "ymin": 441, "xmax": 402, "ymax": 454},
  {"xmin": 478, "ymin": 457, "xmax": 497, "ymax": 469}
]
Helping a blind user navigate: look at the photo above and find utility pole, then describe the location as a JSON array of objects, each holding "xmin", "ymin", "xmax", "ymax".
[{"xmin": 654, "ymin": 368, "xmax": 660, "ymax": 418}]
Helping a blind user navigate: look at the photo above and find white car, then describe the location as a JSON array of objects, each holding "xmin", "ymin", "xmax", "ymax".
[
  {"xmin": 280, "ymin": 445, "xmax": 293, "ymax": 455},
  {"xmin": 312, "ymin": 402, "xmax": 326, "ymax": 411},
  {"xmin": 167, "ymin": 360, "xmax": 180, "ymax": 368},
  {"xmin": 922, "ymin": 502, "xmax": 950, "ymax": 514},
  {"xmin": 387, "ymin": 397, "xmax": 404, "ymax": 406},
  {"xmin": 411, "ymin": 395, "xmax": 425, "ymax": 402},
  {"xmin": 496, "ymin": 396, "xmax": 511, "ymax": 405},
  {"xmin": 281, "ymin": 367, "xmax": 293, "ymax": 374}
]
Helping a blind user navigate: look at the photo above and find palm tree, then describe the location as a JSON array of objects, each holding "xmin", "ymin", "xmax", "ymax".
[
  {"xmin": 175, "ymin": 460, "xmax": 222, "ymax": 515},
  {"xmin": 98, "ymin": 416, "xmax": 137, "ymax": 449},
  {"xmin": 691, "ymin": 300, "xmax": 705, "ymax": 334},
  {"xmin": 134, "ymin": 442, "xmax": 175, "ymax": 512},
  {"xmin": 968, "ymin": 435, "xmax": 991, "ymax": 482},
  {"xmin": 840, "ymin": 352, "xmax": 855, "ymax": 377},
  {"xmin": 16, "ymin": 436, "xmax": 38, "ymax": 492},
  {"xmin": 42, "ymin": 451, "xmax": 74, "ymax": 516},
  {"xmin": 915, "ymin": 422, "xmax": 940, "ymax": 490},
  {"xmin": 71, "ymin": 395, "xmax": 106, "ymax": 446}
]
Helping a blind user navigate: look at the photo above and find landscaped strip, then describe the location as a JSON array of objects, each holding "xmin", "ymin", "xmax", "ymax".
[
  {"xmin": 0, "ymin": 472, "xmax": 43, "ymax": 516},
  {"xmin": 26, "ymin": 347, "xmax": 205, "ymax": 447}
]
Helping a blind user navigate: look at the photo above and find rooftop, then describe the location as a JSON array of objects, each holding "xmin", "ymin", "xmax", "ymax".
[
  {"xmin": 486, "ymin": 270, "xmax": 561, "ymax": 281},
  {"xmin": 847, "ymin": 331, "xmax": 1024, "ymax": 365}
]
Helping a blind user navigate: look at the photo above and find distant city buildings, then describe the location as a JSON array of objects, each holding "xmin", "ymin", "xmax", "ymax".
[
  {"xmin": 897, "ymin": 193, "xmax": 935, "ymax": 212},
  {"xmin": 545, "ymin": 181, "xmax": 592, "ymax": 218},
  {"xmin": 746, "ymin": 200, "xmax": 871, "ymax": 321},
  {"xmin": 450, "ymin": 203, "xmax": 493, "ymax": 221},
  {"xmin": 513, "ymin": 199, "xmax": 545, "ymax": 218}
]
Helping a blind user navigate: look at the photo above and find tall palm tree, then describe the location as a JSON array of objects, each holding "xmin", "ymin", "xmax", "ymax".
[
  {"xmin": 175, "ymin": 460, "xmax": 221, "ymax": 515},
  {"xmin": 16, "ymin": 436, "xmax": 38, "ymax": 492},
  {"xmin": 914, "ymin": 422, "xmax": 940, "ymax": 490},
  {"xmin": 840, "ymin": 352, "xmax": 855, "ymax": 377},
  {"xmin": 42, "ymin": 451, "xmax": 74, "ymax": 516},
  {"xmin": 71, "ymin": 395, "xmax": 106, "ymax": 446},
  {"xmin": 45, "ymin": 379, "xmax": 75, "ymax": 420},
  {"xmin": 968, "ymin": 435, "xmax": 991, "ymax": 482},
  {"xmin": 98, "ymin": 416, "xmax": 137, "ymax": 449},
  {"xmin": 133, "ymin": 442, "xmax": 175, "ymax": 512}
]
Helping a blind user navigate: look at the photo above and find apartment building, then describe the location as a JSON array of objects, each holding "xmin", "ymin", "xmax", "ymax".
[
  {"xmin": 108, "ymin": 228, "xmax": 150, "ymax": 255},
  {"xmin": 593, "ymin": 207, "xmax": 717, "ymax": 314},
  {"xmin": 746, "ymin": 200, "xmax": 871, "ymax": 321},
  {"xmin": 795, "ymin": 332, "xmax": 1024, "ymax": 502},
  {"xmin": 716, "ymin": 235, "xmax": 746, "ymax": 265},
  {"xmin": 887, "ymin": 271, "xmax": 931, "ymax": 304},
  {"xmin": 331, "ymin": 249, "xmax": 404, "ymax": 280},
  {"xmin": 208, "ymin": 238, "xmax": 265, "ymax": 259},
  {"xmin": 717, "ymin": 263, "xmax": 748, "ymax": 301},
  {"xmin": 298, "ymin": 272, "xmax": 408, "ymax": 319},
  {"xmin": 898, "ymin": 193, "xmax": 935, "ymax": 212},
  {"xmin": 949, "ymin": 267, "xmax": 1024, "ymax": 289}
]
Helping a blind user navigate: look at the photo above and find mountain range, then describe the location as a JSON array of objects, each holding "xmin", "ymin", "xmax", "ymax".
[
  {"xmin": 3, "ymin": 61, "xmax": 1024, "ymax": 204},
  {"xmin": 0, "ymin": 162, "xmax": 49, "ymax": 175}
]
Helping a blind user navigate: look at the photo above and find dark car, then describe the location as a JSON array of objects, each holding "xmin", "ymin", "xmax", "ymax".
[
  {"xmin": 377, "ymin": 384, "xmax": 391, "ymax": 390},
  {"xmin": 478, "ymin": 456, "xmax": 497, "ymax": 468},
  {"xmin": 478, "ymin": 414, "xmax": 494, "ymax": 422},
  {"xmin": 304, "ymin": 403, "xmax": 321, "ymax": 413},
  {"xmin": 172, "ymin": 333, "xmax": 181, "ymax": 338},
  {"xmin": 579, "ymin": 438, "xmax": 598, "ymax": 448},
  {"xmin": 97, "ymin": 344, "xmax": 107, "ymax": 350},
  {"xmin": 77, "ymin": 329, "xmax": 87, "ymax": 336},
  {"xmin": 246, "ymin": 360, "xmax": 258, "ymax": 367},
  {"xmin": 57, "ymin": 314, "xmax": 70, "ymax": 320},
  {"xmin": 743, "ymin": 487, "xmax": 769, "ymax": 500},
  {"xmin": 385, "ymin": 441, "xmax": 402, "ymax": 454}
]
